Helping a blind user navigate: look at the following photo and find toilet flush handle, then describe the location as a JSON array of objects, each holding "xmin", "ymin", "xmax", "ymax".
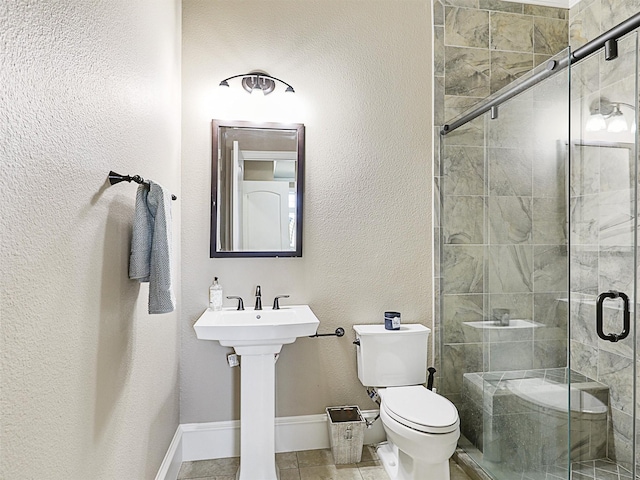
[{"xmin": 427, "ymin": 367, "xmax": 436, "ymax": 391}]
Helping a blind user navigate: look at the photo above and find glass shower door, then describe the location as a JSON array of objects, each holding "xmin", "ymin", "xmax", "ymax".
[
  {"xmin": 440, "ymin": 23, "xmax": 640, "ymax": 480},
  {"xmin": 479, "ymin": 50, "xmax": 571, "ymax": 480},
  {"xmin": 568, "ymin": 30, "xmax": 638, "ymax": 479},
  {"xmin": 441, "ymin": 48, "xmax": 572, "ymax": 480}
]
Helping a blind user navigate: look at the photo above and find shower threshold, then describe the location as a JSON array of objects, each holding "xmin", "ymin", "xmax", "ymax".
[{"xmin": 457, "ymin": 437, "xmax": 635, "ymax": 480}]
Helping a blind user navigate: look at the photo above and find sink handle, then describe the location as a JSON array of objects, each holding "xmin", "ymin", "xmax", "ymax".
[
  {"xmin": 272, "ymin": 295, "xmax": 290, "ymax": 310},
  {"xmin": 227, "ymin": 296, "xmax": 244, "ymax": 311}
]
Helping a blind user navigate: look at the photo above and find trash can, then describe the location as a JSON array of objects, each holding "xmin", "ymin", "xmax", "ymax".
[{"xmin": 326, "ymin": 406, "xmax": 366, "ymax": 464}]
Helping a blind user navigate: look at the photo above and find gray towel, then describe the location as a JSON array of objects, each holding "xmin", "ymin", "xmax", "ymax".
[{"xmin": 129, "ymin": 181, "xmax": 176, "ymax": 314}]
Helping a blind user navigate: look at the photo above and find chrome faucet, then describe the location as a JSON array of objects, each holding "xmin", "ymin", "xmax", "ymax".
[{"xmin": 254, "ymin": 285, "xmax": 262, "ymax": 310}]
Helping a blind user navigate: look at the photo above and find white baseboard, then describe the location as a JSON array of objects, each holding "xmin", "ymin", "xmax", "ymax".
[
  {"xmin": 155, "ymin": 410, "xmax": 384, "ymax": 480},
  {"xmin": 154, "ymin": 425, "xmax": 184, "ymax": 480}
]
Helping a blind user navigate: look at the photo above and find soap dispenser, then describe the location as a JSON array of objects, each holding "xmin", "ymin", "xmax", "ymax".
[{"xmin": 209, "ymin": 277, "xmax": 223, "ymax": 311}]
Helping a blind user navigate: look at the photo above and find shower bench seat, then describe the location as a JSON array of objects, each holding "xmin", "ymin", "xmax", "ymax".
[{"xmin": 460, "ymin": 368, "xmax": 609, "ymax": 471}]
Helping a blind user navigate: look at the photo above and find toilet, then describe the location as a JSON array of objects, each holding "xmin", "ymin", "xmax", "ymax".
[{"xmin": 353, "ymin": 324, "xmax": 460, "ymax": 480}]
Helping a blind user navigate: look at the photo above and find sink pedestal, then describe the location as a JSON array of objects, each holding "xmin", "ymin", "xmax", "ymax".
[
  {"xmin": 236, "ymin": 345, "xmax": 281, "ymax": 480},
  {"xmin": 193, "ymin": 306, "xmax": 320, "ymax": 480}
]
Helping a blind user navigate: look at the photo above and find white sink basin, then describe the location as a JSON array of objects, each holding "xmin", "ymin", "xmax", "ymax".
[{"xmin": 194, "ymin": 304, "xmax": 320, "ymax": 351}]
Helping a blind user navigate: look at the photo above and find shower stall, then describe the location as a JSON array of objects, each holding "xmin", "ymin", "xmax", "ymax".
[{"xmin": 438, "ymin": 11, "xmax": 640, "ymax": 480}]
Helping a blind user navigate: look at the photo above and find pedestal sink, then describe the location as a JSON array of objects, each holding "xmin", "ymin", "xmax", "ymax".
[{"xmin": 194, "ymin": 305, "xmax": 320, "ymax": 480}]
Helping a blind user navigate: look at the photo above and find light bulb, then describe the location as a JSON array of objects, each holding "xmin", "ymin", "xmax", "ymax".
[
  {"xmin": 607, "ymin": 113, "xmax": 628, "ymax": 133},
  {"xmin": 585, "ymin": 114, "xmax": 606, "ymax": 132}
]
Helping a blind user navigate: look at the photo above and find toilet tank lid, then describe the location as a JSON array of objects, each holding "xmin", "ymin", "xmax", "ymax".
[{"xmin": 353, "ymin": 324, "xmax": 430, "ymax": 335}]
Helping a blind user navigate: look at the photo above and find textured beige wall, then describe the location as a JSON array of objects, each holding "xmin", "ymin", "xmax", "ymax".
[
  {"xmin": 1, "ymin": 1, "xmax": 181, "ymax": 479},
  {"xmin": 181, "ymin": 0, "xmax": 433, "ymax": 423}
]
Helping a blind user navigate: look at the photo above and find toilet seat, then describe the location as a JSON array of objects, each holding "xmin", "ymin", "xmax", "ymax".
[{"xmin": 381, "ymin": 386, "xmax": 459, "ymax": 434}]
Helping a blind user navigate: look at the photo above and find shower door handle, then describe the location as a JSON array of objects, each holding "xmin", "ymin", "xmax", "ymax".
[{"xmin": 596, "ymin": 290, "xmax": 630, "ymax": 342}]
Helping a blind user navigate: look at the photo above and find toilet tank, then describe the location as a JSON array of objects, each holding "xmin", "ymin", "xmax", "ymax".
[{"xmin": 353, "ymin": 324, "xmax": 430, "ymax": 387}]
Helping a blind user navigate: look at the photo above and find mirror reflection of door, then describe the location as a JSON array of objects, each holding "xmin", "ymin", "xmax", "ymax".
[
  {"xmin": 240, "ymin": 150, "xmax": 296, "ymax": 251},
  {"xmin": 242, "ymin": 181, "xmax": 289, "ymax": 250}
]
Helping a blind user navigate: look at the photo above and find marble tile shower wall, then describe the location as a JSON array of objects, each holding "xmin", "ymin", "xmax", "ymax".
[
  {"xmin": 433, "ymin": 0, "xmax": 569, "ymax": 405},
  {"xmin": 568, "ymin": 0, "xmax": 640, "ymax": 470}
]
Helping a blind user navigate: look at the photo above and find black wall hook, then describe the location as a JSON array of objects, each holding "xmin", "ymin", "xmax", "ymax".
[{"xmin": 108, "ymin": 171, "xmax": 177, "ymax": 200}]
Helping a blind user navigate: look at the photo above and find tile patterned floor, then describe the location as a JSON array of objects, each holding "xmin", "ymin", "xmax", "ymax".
[
  {"xmin": 490, "ymin": 459, "xmax": 634, "ymax": 480},
  {"xmin": 459, "ymin": 431, "xmax": 638, "ymax": 480},
  {"xmin": 567, "ymin": 460, "xmax": 633, "ymax": 480},
  {"xmin": 177, "ymin": 446, "xmax": 473, "ymax": 480}
]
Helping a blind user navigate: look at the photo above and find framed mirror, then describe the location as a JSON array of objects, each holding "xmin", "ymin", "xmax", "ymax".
[{"xmin": 211, "ymin": 120, "xmax": 304, "ymax": 257}]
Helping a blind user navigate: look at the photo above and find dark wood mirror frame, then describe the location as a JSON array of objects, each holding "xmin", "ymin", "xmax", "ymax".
[{"xmin": 210, "ymin": 119, "xmax": 305, "ymax": 258}]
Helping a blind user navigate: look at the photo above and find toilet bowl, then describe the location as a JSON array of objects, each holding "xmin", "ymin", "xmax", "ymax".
[
  {"xmin": 353, "ymin": 325, "xmax": 460, "ymax": 480},
  {"xmin": 377, "ymin": 386, "xmax": 460, "ymax": 480}
]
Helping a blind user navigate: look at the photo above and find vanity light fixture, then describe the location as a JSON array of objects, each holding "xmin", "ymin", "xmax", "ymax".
[
  {"xmin": 586, "ymin": 97, "xmax": 635, "ymax": 132},
  {"xmin": 219, "ymin": 70, "xmax": 295, "ymax": 95},
  {"xmin": 606, "ymin": 105, "xmax": 629, "ymax": 133}
]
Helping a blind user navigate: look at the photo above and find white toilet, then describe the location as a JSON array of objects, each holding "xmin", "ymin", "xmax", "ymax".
[{"xmin": 353, "ymin": 324, "xmax": 460, "ymax": 480}]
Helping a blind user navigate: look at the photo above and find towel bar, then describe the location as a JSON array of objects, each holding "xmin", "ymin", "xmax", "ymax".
[
  {"xmin": 108, "ymin": 171, "xmax": 177, "ymax": 200},
  {"xmin": 309, "ymin": 327, "xmax": 345, "ymax": 338}
]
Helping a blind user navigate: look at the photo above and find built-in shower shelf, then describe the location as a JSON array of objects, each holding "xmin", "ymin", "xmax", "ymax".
[
  {"xmin": 559, "ymin": 295, "xmax": 637, "ymax": 313},
  {"xmin": 462, "ymin": 319, "xmax": 542, "ymax": 329}
]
